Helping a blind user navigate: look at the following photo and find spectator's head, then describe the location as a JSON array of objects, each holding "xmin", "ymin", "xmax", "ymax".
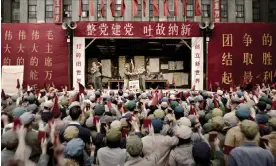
[
  {"xmin": 64, "ymin": 138, "xmax": 84, "ymax": 165},
  {"xmin": 20, "ymin": 112, "xmax": 35, "ymax": 129},
  {"xmin": 240, "ymin": 120, "xmax": 259, "ymax": 141},
  {"xmin": 64, "ymin": 126, "xmax": 80, "ymax": 142},
  {"xmin": 2, "ymin": 130, "xmax": 18, "ymax": 150},
  {"xmin": 174, "ymin": 106, "xmax": 184, "ymax": 120},
  {"xmin": 257, "ymin": 101, "xmax": 267, "ymax": 112},
  {"xmin": 126, "ymin": 135, "xmax": 143, "ymax": 157},
  {"xmin": 175, "ymin": 126, "xmax": 192, "ymax": 145},
  {"xmin": 69, "ymin": 106, "xmax": 82, "ymax": 121},
  {"xmin": 211, "ymin": 116, "xmax": 225, "ymax": 132},
  {"xmin": 106, "ymin": 128, "xmax": 121, "ymax": 148},
  {"xmin": 268, "ymin": 117, "xmax": 276, "ymax": 131},
  {"xmin": 230, "ymin": 96, "xmax": 240, "ymax": 110},
  {"xmin": 192, "ymin": 142, "xmax": 211, "ymax": 165},
  {"xmin": 235, "ymin": 103, "xmax": 250, "ymax": 121},
  {"xmin": 151, "ymin": 118, "xmax": 163, "ymax": 133}
]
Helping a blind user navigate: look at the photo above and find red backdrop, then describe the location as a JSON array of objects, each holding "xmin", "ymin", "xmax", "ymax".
[
  {"xmin": 208, "ymin": 23, "xmax": 276, "ymax": 89},
  {"xmin": 1, "ymin": 23, "xmax": 69, "ymax": 90}
]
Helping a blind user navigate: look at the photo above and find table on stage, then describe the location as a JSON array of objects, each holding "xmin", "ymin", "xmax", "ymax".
[{"xmin": 107, "ymin": 79, "xmax": 167, "ymax": 89}]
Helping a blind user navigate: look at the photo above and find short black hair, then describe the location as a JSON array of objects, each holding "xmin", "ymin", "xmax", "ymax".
[
  {"xmin": 69, "ymin": 106, "xmax": 82, "ymax": 121},
  {"xmin": 106, "ymin": 139, "xmax": 121, "ymax": 148}
]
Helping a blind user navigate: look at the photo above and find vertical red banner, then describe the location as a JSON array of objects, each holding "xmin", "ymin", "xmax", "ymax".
[
  {"xmin": 53, "ymin": 0, "xmax": 63, "ymax": 23},
  {"xmin": 212, "ymin": 0, "xmax": 221, "ymax": 22}
]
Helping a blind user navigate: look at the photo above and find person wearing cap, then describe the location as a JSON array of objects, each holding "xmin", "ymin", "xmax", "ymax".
[
  {"xmin": 224, "ymin": 96, "xmax": 241, "ymax": 119},
  {"xmin": 96, "ymin": 128, "xmax": 127, "ymax": 166},
  {"xmin": 228, "ymin": 120, "xmax": 274, "ymax": 166},
  {"xmin": 142, "ymin": 118, "xmax": 179, "ymax": 166},
  {"xmin": 224, "ymin": 104, "xmax": 260, "ymax": 162},
  {"xmin": 125, "ymin": 135, "xmax": 158, "ymax": 166},
  {"xmin": 1, "ymin": 130, "xmax": 18, "ymax": 165},
  {"xmin": 262, "ymin": 117, "xmax": 276, "ymax": 162},
  {"xmin": 169, "ymin": 126, "xmax": 195, "ymax": 166}
]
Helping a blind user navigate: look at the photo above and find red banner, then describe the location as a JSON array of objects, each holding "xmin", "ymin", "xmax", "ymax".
[
  {"xmin": 53, "ymin": 0, "xmax": 63, "ymax": 23},
  {"xmin": 1, "ymin": 24, "xmax": 69, "ymax": 91},
  {"xmin": 208, "ymin": 23, "xmax": 276, "ymax": 89},
  {"xmin": 75, "ymin": 21, "xmax": 201, "ymax": 38},
  {"xmin": 212, "ymin": 0, "xmax": 221, "ymax": 23}
]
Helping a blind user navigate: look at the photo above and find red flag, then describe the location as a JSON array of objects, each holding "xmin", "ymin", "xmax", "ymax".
[
  {"xmin": 107, "ymin": 100, "xmax": 113, "ymax": 111},
  {"xmin": 16, "ymin": 79, "xmax": 20, "ymax": 89},
  {"xmin": 183, "ymin": 0, "xmax": 187, "ymax": 16},
  {"xmin": 164, "ymin": 0, "xmax": 170, "ymax": 16},
  {"xmin": 22, "ymin": 80, "xmax": 27, "ymax": 90},
  {"xmin": 79, "ymin": 82, "xmax": 87, "ymax": 95},
  {"xmin": 79, "ymin": 0, "xmax": 83, "ymax": 17},
  {"xmin": 44, "ymin": 83, "xmax": 49, "ymax": 92},
  {"xmin": 151, "ymin": 92, "xmax": 159, "ymax": 105},
  {"xmin": 110, "ymin": 0, "xmax": 115, "ymax": 17},
  {"xmin": 166, "ymin": 81, "xmax": 170, "ymax": 89},
  {"xmin": 191, "ymin": 85, "xmax": 195, "ymax": 91},
  {"xmin": 143, "ymin": 0, "xmax": 146, "ymax": 16},
  {"xmin": 52, "ymin": 82, "xmax": 55, "ymax": 88},
  {"xmin": 194, "ymin": 0, "xmax": 202, "ymax": 16},
  {"xmin": 121, "ymin": 0, "xmax": 126, "ymax": 16},
  {"xmin": 209, "ymin": 82, "xmax": 212, "ymax": 92},
  {"xmin": 158, "ymin": 90, "xmax": 163, "ymax": 101},
  {"xmin": 1, "ymin": 89, "xmax": 7, "ymax": 100},
  {"xmin": 89, "ymin": 0, "xmax": 94, "ymax": 16},
  {"xmin": 101, "ymin": 0, "xmax": 105, "ymax": 17},
  {"xmin": 71, "ymin": 93, "xmax": 80, "ymax": 102},
  {"xmin": 174, "ymin": 0, "xmax": 179, "ymax": 16},
  {"xmin": 152, "ymin": 0, "xmax": 159, "ymax": 16},
  {"xmin": 52, "ymin": 94, "xmax": 61, "ymax": 118},
  {"xmin": 132, "ymin": 0, "xmax": 138, "ymax": 16}
]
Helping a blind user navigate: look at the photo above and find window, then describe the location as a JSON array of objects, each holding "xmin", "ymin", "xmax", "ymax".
[
  {"xmin": 236, "ymin": 5, "xmax": 244, "ymax": 18},
  {"xmin": 221, "ymin": 0, "xmax": 228, "ymax": 21},
  {"xmin": 64, "ymin": 4, "xmax": 72, "ymax": 18},
  {"xmin": 82, "ymin": 0, "xmax": 89, "ymax": 17},
  {"xmin": 253, "ymin": 0, "xmax": 260, "ymax": 22},
  {"xmin": 46, "ymin": 0, "xmax": 53, "ymax": 18},
  {"xmin": 168, "ymin": 0, "xmax": 175, "ymax": 19},
  {"xmin": 186, "ymin": 0, "xmax": 194, "ymax": 17},
  {"xmin": 115, "ymin": 0, "xmax": 121, "ymax": 17},
  {"xmin": 29, "ymin": 5, "xmax": 37, "ymax": 18},
  {"xmin": 202, "ymin": 4, "xmax": 210, "ymax": 18},
  {"xmin": 12, "ymin": 0, "xmax": 20, "ymax": 22},
  {"xmin": 134, "ymin": 1, "xmax": 142, "ymax": 17},
  {"xmin": 97, "ymin": 0, "xmax": 106, "ymax": 17},
  {"xmin": 149, "ymin": 0, "xmax": 159, "ymax": 17}
]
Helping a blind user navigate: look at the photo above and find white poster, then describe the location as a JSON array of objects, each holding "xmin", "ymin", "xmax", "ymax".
[
  {"xmin": 161, "ymin": 64, "xmax": 169, "ymax": 70},
  {"xmin": 168, "ymin": 61, "xmax": 175, "ymax": 70},
  {"xmin": 101, "ymin": 59, "xmax": 112, "ymax": 78},
  {"xmin": 118, "ymin": 56, "xmax": 125, "ymax": 78},
  {"xmin": 129, "ymin": 80, "xmax": 140, "ymax": 90},
  {"xmin": 163, "ymin": 73, "xmax": 173, "ymax": 84},
  {"xmin": 73, "ymin": 37, "xmax": 85, "ymax": 90},
  {"xmin": 175, "ymin": 61, "xmax": 184, "ymax": 70},
  {"xmin": 149, "ymin": 58, "xmax": 159, "ymax": 73},
  {"xmin": 1, "ymin": 66, "xmax": 24, "ymax": 94},
  {"xmin": 191, "ymin": 37, "xmax": 204, "ymax": 90}
]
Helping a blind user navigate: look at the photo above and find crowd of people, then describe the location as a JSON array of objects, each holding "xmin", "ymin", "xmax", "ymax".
[{"xmin": 1, "ymin": 84, "xmax": 276, "ymax": 166}]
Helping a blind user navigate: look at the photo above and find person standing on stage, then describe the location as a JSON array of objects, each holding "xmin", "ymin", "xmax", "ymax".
[
  {"xmin": 124, "ymin": 63, "xmax": 131, "ymax": 90},
  {"xmin": 91, "ymin": 61, "xmax": 102, "ymax": 90},
  {"xmin": 138, "ymin": 65, "xmax": 146, "ymax": 91}
]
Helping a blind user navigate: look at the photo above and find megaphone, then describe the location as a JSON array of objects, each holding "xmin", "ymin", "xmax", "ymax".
[
  {"xmin": 62, "ymin": 22, "xmax": 68, "ymax": 30},
  {"xmin": 199, "ymin": 22, "xmax": 208, "ymax": 30},
  {"xmin": 68, "ymin": 21, "xmax": 77, "ymax": 29},
  {"xmin": 208, "ymin": 22, "xmax": 215, "ymax": 30}
]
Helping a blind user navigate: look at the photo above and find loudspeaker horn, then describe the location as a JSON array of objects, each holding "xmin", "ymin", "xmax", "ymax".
[
  {"xmin": 62, "ymin": 22, "xmax": 68, "ymax": 30},
  {"xmin": 68, "ymin": 21, "xmax": 77, "ymax": 29},
  {"xmin": 208, "ymin": 22, "xmax": 215, "ymax": 30},
  {"xmin": 199, "ymin": 22, "xmax": 207, "ymax": 30}
]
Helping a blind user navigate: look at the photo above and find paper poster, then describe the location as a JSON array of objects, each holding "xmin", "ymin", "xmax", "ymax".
[
  {"xmin": 134, "ymin": 56, "xmax": 145, "ymax": 69},
  {"xmin": 73, "ymin": 37, "xmax": 85, "ymax": 90},
  {"xmin": 161, "ymin": 64, "xmax": 169, "ymax": 69},
  {"xmin": 1, "ymin": 66, "xmax": 24, "ymax": 94},
  {"xmin": 163, "ymin": 73, "xmax": 173, "ymax": 84},
  {"xmin": 118, "ymin": 56, "xmax": 125, "ymax": 78},
  {"xmin": 101, "ymin": 59, "xmax": 112, "ymax": 78},
  {"xmin": 173, "ymin": 73, "xmax": 189, "ymax": 86},
  {"xmin": 149, "ymin": 58, "xmax": 159, "ymax": 72},
  {"xmin": 175, "ymin": 61, "xmax": 184, "ymax": 70},
  {"xmin": 191, "ymin": 37, "xmax": 204, "ymax": 90},
  {"xmin": 168, "ymin": 61, "xmax": 175, "ymax": 70},
  {"xmin": 129, "ymin": 80, "xmax": 140, "ymax": 90}
]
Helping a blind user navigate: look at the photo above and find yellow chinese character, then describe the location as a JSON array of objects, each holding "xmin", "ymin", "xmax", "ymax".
[
  {"xmin": 32, "ymin": 30, "xmax": 40, "ymax": 40},
  {"xmin": 263, "ymin": 33, "xmax": 272, "ymax": 46},
  {"xmin": 31, "ymin": 43, "xmax": 38, "ymax": 53},
  {"xmin": 46, "ymin": 30, "xmax": 54, "ymax": 40},
  {"xmin": 30, "ymin": 70, "xmax": 39, "ymax": 80},
  {"xmin": 5, "ymin": 30, "xmax": 12, "ymax": 40},
  {"xmin": 16, "ymin": 57, "xmax": 24, "ymax": 65},
  {"xmin": 244, "ymin": 71, "xmax": 253, "ymax": 82},
  {"xmin": 263, "ymin": 52, "xmax": 272, "ymax": 65},
  {"xmin": 45, "ymin": 57, "xmax": 53, "ymax": 67},
  {"xmin": 243, "ymin": 53, "xmax": 254, "ymax": 65},
  {"xmin": 30, "ymin": 56, "xmax": 39, "ymax": 66},
  {"xmin": 222, "ymin": 52, "xmax": 232, "ymax": 66},
  {"xmin": 17, "ymin": 43, "xmax": 25, "ymax": 53},
  {"xmin": 222, "ymin": 34, "xmax": 233, "ymax": 47},
  {"xmin": 45, "ymin": 71, "xmax": 53, "ymax": 80},
  {"xmin": 4, "ymin": 44, "xmax": 11, "ymax": 53},
  {"xmin": 243, "ymin": 33, "xmax": 253, "ymax": 47},
  {"xmin": 263, "ymin": 71, "xmax": 273, "ymax": 82},
  {"xmin": 222, "ymin": 72, "xmax": 232, "ymax": 84},
  {"xmin": 18, "ymin": 30, "xmax": 26, "ymax": 40},
  {"xmin": 45, "ymin": 43, "xmax": 53, "ymax": 53},
  {"xmin": 3, "ymin": 57, "xmax": 11, "ymax": 65}
]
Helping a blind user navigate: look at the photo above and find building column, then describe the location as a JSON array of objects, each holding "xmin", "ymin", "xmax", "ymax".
[
  {"xmin": 125, "ymin": 0, "xmax": 131, "ymax": 21},
  {"xmin": 177, "ymin": 0, "xmax": 184, "ymax": 21},
  {"xmin": 37, "ymin": 0, "xmax": 46, "ymax": 23},
  {"xmin": 142, "ymin": 0, "xmax": 150, "ymax": 21},
  {"xmin": 71, "ymin": 0, "xmax": 79, "ymax": 21},
  {"xmin": 244, "ymin": 0, "xmax": 252, "ymax": 22},
  {"xmin": 227, "ymin": 0, "xmax": 235, "ymax": 22},
  {"xmin": 2, "ymin": 0, "xmax": 12, "ymax": 23},
  {"xmin": 20, "ymin": 0, "xmax": 28, "ymax": 23},
  {"xmin": 194, "ymin": 0, "xmax": 202, "ymax": 22},
  {"xmin": 159, "ymin": 0, "xmax": 166, "ymax": 21},
  {"xmin": 106, "ymin": 0, "xmax": 113, "ymax": 21},
  {"xmin": 260, "ymin": 0, "xmax": 268, "ymax": 22}
]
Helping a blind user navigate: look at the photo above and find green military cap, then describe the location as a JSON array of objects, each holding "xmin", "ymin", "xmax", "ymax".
[
  {"xmin": 126, "ymin": 101, "xmax": 136, "ymax": 112},
  {"xmin": 106, "ymin": 128, "xmax": 121, "ymax": 142},
  {"xmin": 212, "ymin": 108, "xmax": 223, "ymax": 117},
  {"xmin": 212, "ymin": 116, "xmax": 225, "ymax": 131}
]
